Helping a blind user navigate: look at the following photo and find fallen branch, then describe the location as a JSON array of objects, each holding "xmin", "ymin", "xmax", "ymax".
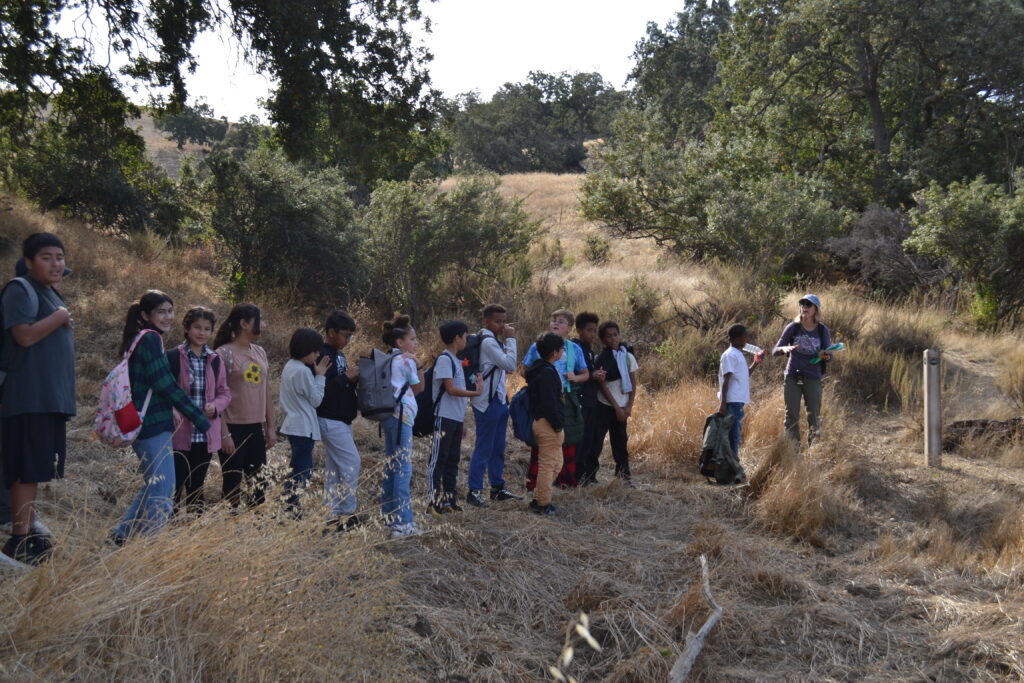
[{"xmin": 669, "ymin": 554, "xmax": 724, "ymax": 682}]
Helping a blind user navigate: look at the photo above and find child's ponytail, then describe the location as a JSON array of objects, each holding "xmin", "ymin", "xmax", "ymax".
[
  {"xmin": 119, "ymin": 290, "xmax": 173, "ymax": 355},
  {"xmin": 214, "ymin": 303, "xmax": 261, "ymax": 349}
]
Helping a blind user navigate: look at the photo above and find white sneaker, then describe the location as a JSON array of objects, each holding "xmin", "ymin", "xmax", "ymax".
[
  {"xmin": 389, "ymin": 523, "xmax": 423, "ymax": 539},
  {"xmin": 0, "ymin": 517, "xmax": 51, "ymax": 537},
  {"xmin": 0, "ymin": 550, "xmax": 28, "ymax": 570}
]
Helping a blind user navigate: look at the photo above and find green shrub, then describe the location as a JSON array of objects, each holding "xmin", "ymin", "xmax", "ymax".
[{"xmin": 583, "ymin": 234, "xmax": 611, "ymax": 264}]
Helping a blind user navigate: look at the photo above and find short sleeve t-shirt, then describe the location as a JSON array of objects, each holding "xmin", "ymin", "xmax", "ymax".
[
  {"xmin": 1, "ymin": 278, "xmax": 76, "ymax": 417},
  {"xmin": 432, "ymin": 350, "xmax": 468, "ymax": 422},
  {"xmin": 218, "ymin": 343, "xmax": 270, "ymax": 424},
  {"xmin": 523, "ymin": 339, "xmax": 585, "ymax": 392},
  {"xmin": 718, "ymin": 346, "xmax": 750, "ymax": 405},
  {"xmin": 390, "ymin": 351, "xmax": 419, "ymax": 425}
]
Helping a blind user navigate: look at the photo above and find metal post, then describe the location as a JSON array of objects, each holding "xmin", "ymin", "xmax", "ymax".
[{"xmin": 924, "ymin": 349, "xmax": 942, "ymax": 467}]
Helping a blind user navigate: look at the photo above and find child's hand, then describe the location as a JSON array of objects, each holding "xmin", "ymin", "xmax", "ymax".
[
  {"xmin": 204, "ymin": 402, "xmax": 216, "ymax": 418},
  {"xmin": 472, "ymin": 373, "xmax": 484, "ymax": 396},
  {"xmin": 266, "ymin": 432, "xmax": 277, "ymax": 449},
  {"xmin": 718, "ymin": 402, "xmax": 728, "ymax": 416},
  {"xmin": 614, "ymin": 406, "xmax": 627, "ymax": 423},
  {"xmin": 221, "ymin": 434, "xmax": 236, "ymax": 455},
  {"xmin": 344, "ymin": 365, "xmax": 360, "ymax": 381},
  {"xmin": 313, "ymin": 354, "xmax": 331, "ymax": 376},
  {"xmin": 593, "ymin": 368, "xmax": 607, "ymax": 382},
  {"xmin": 502, "ymin": 323, "xmax": 516, "ymax": 338}
]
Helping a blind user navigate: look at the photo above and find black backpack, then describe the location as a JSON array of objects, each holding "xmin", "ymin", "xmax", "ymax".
[
  {"xmin": 412, "ymin": 354, "xmax": 457, "ymax": 438},
  {"xmin": 457, "ymin": 332, "xmax": 498, "ymax": 393}
]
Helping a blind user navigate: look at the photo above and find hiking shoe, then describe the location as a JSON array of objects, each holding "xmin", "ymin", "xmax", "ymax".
[
  {"xmin": 448, "ymin": 501, "xmax": 464, "ymax": 513},
  {"xmin": 389, "ymin": 523, "xmax": 423, "ymax": 539},
  {"xmin": 427, "ymin": 503, "xmax": 452, "ymax": 518},
  {"xmin": 466, "ymin": 490, "xmax": 491, "ymax": 508},
  {"xmin": 0, "ymin": 517, "xmax": 52, "ymax": 537},
  {"xmin": 3, "ymin": 533, "xmax": 52, "ymax": 566},
  {"xmin": 527, "ymin": 500, "xmax": 557, "ymax": 516},
  {"xmin": 490, "ymin": 487, "xmax": 522, "ymax": 502},
  {"xmin": 343, "ymin": 515, "xmax": 363, "ymax": 531}
]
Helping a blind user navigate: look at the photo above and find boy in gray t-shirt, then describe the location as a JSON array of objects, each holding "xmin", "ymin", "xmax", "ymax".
[{"xmin": 427, "ymin": 321, "xmax": 481, "ymax": 515}]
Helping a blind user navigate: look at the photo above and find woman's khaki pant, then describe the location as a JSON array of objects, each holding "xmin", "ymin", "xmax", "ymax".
[
  {"xmin": 784, "ymin": 374, "xmax": 822, "ymax": 447},
  {"xmin": 532, "ymin": 419, "xmax": 564, "ymax": 506}
]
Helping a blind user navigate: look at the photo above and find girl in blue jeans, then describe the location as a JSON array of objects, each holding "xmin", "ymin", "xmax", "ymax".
[
  {"xmin": 113, "ymin": 292, "xmax": 211, "ymax": 543},
  {"xmin": 380, "ymin": 315, "xmax": 422, "ymax": 538},
  {"xmin": 279, "ymin": 328, "xmax": 330, "ymax": 516}
]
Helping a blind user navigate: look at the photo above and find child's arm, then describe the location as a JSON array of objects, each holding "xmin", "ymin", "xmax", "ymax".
[
  {"xmin": 262, "ymin": 351, "xmax": 276, "ymax": 448},
  {"xmin": 719, "ymin": 373, "xmax": 732, "ymax": 415},
  {"xmin": 8, "ymin": 308, "xmax": 71, "ymax": 347},
  {"xmin": 623, "ymin": 369, "xmax": 639, "ymax": 418},
  {"xmin": 211, "ymin": 359, "xmax": 232, "ymax": 417},
  {"xmin": 442, "ymin": 376, "xmax": 483, "ymax": 398},
  {"xmin": 141, "ymin": 335, "xmax": 211, "ymax": 431}
]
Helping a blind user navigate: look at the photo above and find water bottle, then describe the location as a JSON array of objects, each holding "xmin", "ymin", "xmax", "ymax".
[{"xmin": 742, "ymin": 343, "xmax": 763, "ymax": 355}]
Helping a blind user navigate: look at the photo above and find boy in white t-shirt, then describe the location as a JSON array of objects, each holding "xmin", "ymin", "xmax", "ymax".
[
  {"xmin": 718, "ymin": 324, "xmax": 765, "ymax": 461},
  {"xmin": 428, "ymin": 320, "xmax": 482, "ymax": 515}
]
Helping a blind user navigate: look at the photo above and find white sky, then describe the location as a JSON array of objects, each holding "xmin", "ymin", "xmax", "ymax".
[{"xmin": 58, "ymin": 0, "xmax": 685, "ymax": 121}]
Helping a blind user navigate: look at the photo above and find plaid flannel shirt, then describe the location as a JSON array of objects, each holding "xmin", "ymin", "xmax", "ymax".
[
  {"xmin": 129, "ymin": 331, "xmax": 211, "ymax": 440},
  {"xmin": 187, "ymin": 346, "xmax": 213, "ymax": 442}
]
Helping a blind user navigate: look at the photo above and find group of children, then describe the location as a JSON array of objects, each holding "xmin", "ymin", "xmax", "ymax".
[{"xmin": 1, "ymin": 230, "xmax": 830, "ymax": 565}]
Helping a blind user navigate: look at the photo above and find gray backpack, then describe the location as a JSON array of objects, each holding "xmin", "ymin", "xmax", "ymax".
[{"xmin": 358, "ymin": 349, "xmax": 408, "ymax": 422}]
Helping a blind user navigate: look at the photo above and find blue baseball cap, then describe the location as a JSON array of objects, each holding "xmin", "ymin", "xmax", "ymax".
[{"xmin": 798, "ymin": 294, "xmax": 822, "ymax": 311}]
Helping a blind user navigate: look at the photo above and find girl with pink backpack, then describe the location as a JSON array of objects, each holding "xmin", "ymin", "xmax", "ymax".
[{"xmin": 110, "ymin": 291, "xmax": 211, "ymax": 544}]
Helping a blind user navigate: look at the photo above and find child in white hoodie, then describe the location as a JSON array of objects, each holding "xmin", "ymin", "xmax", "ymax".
[{"xmin": 280, "ymin": 328, "xmax": 330, "ymax": 515}]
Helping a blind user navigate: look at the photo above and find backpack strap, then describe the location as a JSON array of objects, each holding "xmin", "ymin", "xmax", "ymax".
[
  {"xmin": 431, "ymin": 353, "xmax": 459, "ymax": 416},
  {"xmin": 477, "ymin": 331, "xmax": 502, "ymax": 399},
  {"xmin": 166, "ymin": 347, "xmax": 182, "ymax": 383},
  {"xmin": 10, "ymin": 277, "xmax": 40, "ymax": 321}
]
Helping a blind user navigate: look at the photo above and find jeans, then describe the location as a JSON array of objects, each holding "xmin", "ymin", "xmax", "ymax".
[
  {"xmin": 784, "ymin": 375, "xmax": 823, "ymax": 447},
  {"xmin": 468, "ymin": 400, "xmax": 509, "ymax": 491},
  {"xmin": 284, "ymin": 435, "xmax": 315, "ymax": 512},
  {"xmin": 319, "ymin": 418, "xmax": 360, "ymax": 517},
  {"xmin": 726, "ymin": 402, "xmax": 745, "ymax": 459},
  {"xmin": 114, "ymin": 432, "xmax": 175, "ymax": 539},
  {"xmin": 381, "ymin": 416, "xmax": 413, "ymax": 527}
]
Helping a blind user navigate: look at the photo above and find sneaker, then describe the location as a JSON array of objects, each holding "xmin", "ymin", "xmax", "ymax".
[
  {"xmin": 0, "ymin": 517, "xmax": 52, "ymax": 537},
  {"xmin": 427, "ymin": 503, "xmax": 452, "ymax": 518},
  {"xmin": 466, "ymin": 490, "xmax": 491, "ymax": 508},
  {"xmin": 389, "ymin": 523, "xmax": 423, "ymax": 539},
  {"xmin": 343, "ymin": 515, "xmax": 363, "ymax": 531},
  {"xmin": 448, "ymin": 501, "xmax": 464, "ymax": 513},
  {"xmin": 490, "ymin": 487, "xmax": 523, "ymax": 502},
  {"xmin": 3, "ymin": 533, "xmax": 52, "ymax": 566},
  {"xmin": 527, "ymin": 500, "xmax": 557, "ymax": 516}
]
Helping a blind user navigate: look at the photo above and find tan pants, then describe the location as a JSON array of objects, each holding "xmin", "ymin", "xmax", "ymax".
[{"xmin": 532, "ymin": 419, "xmax": 564, "ymax": 506}]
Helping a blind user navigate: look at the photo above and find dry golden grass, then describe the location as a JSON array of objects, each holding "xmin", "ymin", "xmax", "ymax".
[{"xmin": 1, "ymin": 181, "xmax": 1023, "ymax": 680}]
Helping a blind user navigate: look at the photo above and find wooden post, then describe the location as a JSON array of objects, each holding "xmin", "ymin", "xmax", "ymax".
[{"xmin": 924, "ymin": 349, "xmax": 942, "ymax": 467}]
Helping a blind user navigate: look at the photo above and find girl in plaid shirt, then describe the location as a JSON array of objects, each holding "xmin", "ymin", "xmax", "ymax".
[
  {"xmin": 167, "ymin": 307, "xmax": 231, "ymax": 514},
  {"xmin": 112, "ymin": 292, "xmax": 211, "ymax": 543}
]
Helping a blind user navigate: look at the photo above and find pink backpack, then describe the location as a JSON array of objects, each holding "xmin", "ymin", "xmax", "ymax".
[{"xmin": 93, "ymin": 329, "xmax": 157, "ymax": 447}]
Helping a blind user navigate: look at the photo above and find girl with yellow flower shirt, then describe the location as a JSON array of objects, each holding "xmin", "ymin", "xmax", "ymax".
[{"xmin": 213, "ymin": 304, "xmax": 276, "ymax": 507}]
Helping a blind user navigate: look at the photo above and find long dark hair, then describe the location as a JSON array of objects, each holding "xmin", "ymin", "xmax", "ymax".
[
  {"xmin": 213, "ymin": 303, "xmax": 261, "ymax": 349},
  {"xmin": 120, "ymin": 290, "xmax": 173, "ymax": 355}
]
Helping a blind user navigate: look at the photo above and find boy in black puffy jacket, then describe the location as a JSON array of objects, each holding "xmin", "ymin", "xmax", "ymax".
[{"xmin": 525, "ymin": 332, "xmax": 564, "ymax": 515}]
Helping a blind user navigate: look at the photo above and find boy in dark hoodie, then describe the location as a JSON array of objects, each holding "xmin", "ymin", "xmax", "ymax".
[
  {"xmin": 525, "ymin": 332, "xmax": 565, "ymax": 515},
  {"xmin": 316, "ymin": 310, "xmax": 361, "ymax": 532}
]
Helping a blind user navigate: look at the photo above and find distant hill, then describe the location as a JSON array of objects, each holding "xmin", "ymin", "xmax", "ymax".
[{"xmin": 133, "ymin": 110, "xmax": 214, "ymax": 177}]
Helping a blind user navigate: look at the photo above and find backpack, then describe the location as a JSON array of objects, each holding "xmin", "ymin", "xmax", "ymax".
[
  {"xmin": 357, "ymin": 348, "xmax": 408, "ymax": 422},
  {"xmin": 0, "ymin": 277, "xmax": 41, "ymax": 390},
  {"xmin": 698, "ymin": 413, "xmax": 746, "ymax": 485},
  {"xmin": 509, "ymin": 386, "xmax": 535, "ymax": 447},
  {"xmin": 817, "ymin": 324, "xmax": 829, "ymax": 376},
  {"xmin": 412, "ymin": 353, "xmax": 457, "ymax": 438},
  {"xmin": 457, "ymin": 332, "xmax": 498, "ymax": 393},
  {"xmin": 93, "ymin": 329, "xmax": 158, "ymax": 448}
]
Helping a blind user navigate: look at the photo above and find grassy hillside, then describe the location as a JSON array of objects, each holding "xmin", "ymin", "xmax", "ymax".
[{"xmin": 0, "ymin": 181, "xmax": 1022, "ymax": 680}]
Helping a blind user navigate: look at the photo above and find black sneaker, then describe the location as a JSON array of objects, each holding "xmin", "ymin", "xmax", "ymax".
[
  {"xmin": 343, "ymin": 515, "xmax": 364, "ymax": 531},
  {"xmin": 490, "ymin": 487, "xmax": 523, "ymax": 502},
  {"xmin": 3, "ymin": 533, "xmax": 52, "ymax": 566},
  {"xmin": 466, "ymin": 490, "xmax": 491, "ymax": 508},
  {"xmin": 527, "ymin": 500, "xmax": 557, "ymax": 516},
  {"xmin": 448, "ymin": 501, "xmax": 464, "ymax": 512}
]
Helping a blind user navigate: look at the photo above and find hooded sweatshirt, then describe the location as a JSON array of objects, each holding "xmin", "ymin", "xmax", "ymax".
[{"xmin": 525, "ymin": 358, "xmax": 564, "ymax": 431}]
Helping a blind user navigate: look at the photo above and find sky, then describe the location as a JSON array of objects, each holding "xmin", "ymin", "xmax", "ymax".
[{"xmin": 61, "ymin": 0, "xmax": 685, "ymax": 121}]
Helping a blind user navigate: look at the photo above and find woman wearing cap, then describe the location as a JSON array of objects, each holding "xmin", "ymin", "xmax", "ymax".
[{"xmin": 772, "ymin": 294, "xmax": 832, "ymax": 448}]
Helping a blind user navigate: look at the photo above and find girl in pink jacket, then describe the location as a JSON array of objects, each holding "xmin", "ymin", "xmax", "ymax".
[{"xmin": 168, "ymin": 307, "xmax": 232, "ymax": 513}]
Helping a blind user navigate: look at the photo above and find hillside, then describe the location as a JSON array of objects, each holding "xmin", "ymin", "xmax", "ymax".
[{"xmin": 0, "ymin": 183, "xmax": 1022, "ymax": 681}]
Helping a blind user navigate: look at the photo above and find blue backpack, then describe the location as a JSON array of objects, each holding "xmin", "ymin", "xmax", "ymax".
[{"xmin": 509, "ymin": 386, "xmax": 535, "ymax": 447}]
